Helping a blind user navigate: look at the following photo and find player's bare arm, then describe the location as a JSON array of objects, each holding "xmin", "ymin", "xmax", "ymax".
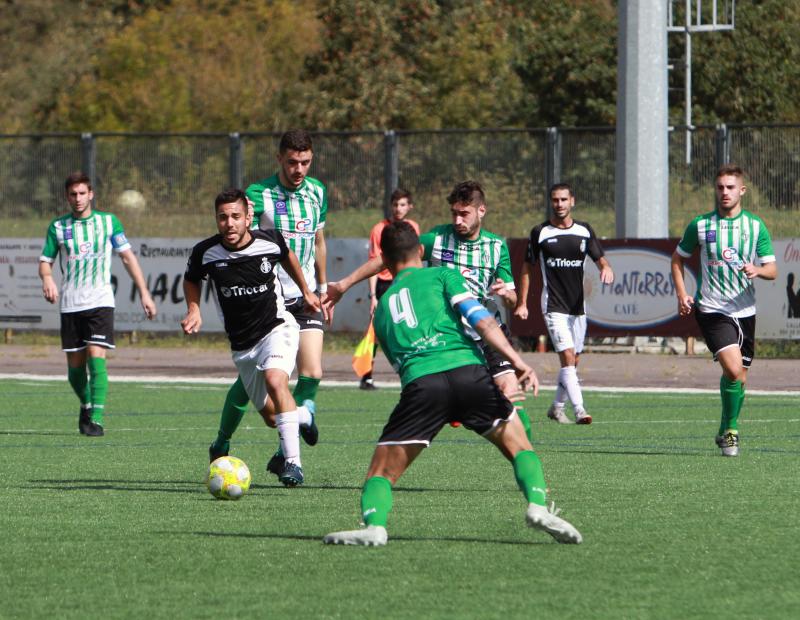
[
  {"xmin": 313, "ymin": 229, "xmax": 332, "ymax": 323},
  {"xmin": 670, "ymin": 251, "xmax": 694, "ymax": 316},
  {"xmin": 742, "ymin": 261, "xmax": 777, "ymax": 281},
  {"xmin": 38, "ymin": 260, "xmax": 59, "ymax": 304},
  {"xmin": 512, "ymin": 263, "xmax": 532, "ymax": 320},
  {"xmin": 596, "ymin": 256, "xmax": 614, "ymax": 284},
  {"xmin": 490, "ymin": 278, "xmax": 517, "ymax": 309},
  {"xmin": 281, "ymin": 249, "xmax": 321, "ymax": 313},
  {"xmin": 119, "ymin": 249, "xmax": 157, "ymax": 319},
  {"xmin": 181, "ymin": 278, "xmax": 203, "ymax": 334},
  {"xmin": 324, "ymin": 255, "xmax": 385, "ymax": 308}
]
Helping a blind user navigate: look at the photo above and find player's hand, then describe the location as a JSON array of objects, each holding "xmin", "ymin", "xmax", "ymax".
[
  {"xmin": 181, "ymin": 308, "xmax": 202, "ymax": 334},
  {"xmin": 677, "ymin": 295, "xmax": 694, "ymax": 316},
  {"xmin": 515, "ymin": 363, "xmax": 539, "ymax": 396},
  {"xmin": 42, "ymin": 277, "xmax": 59, "ymax": 304},
  {"xmin": 321, "ymin": 281, "xmax": 344, "ymax": 310},
  {"xmin": 369, "ymin": 295, "xmax": 378, "ymax": 317},
  {"xmin": 304, "ymin": 291, "xmax": 322, "ymax": 314},
  {"xmin": 246, "ymin": 197, "xmax": 255, "ymax": 217},
  {"xmin": 513, "ymin": 304, "xmax": 529, "ymax": 320},
  {"xmin": 600, "ymin": 265, "xmax": 614, "ymax": 284},
  {"xmin": 489, "ymin": 278, "xmax": 513, "ymax": 301},
  {"xmin": 141, "ymin": 292, "xmax": 157, "ymax": 319},
  {"xmin": 741, "ymin": 262, "xmax": 759, "ymax": 279}
]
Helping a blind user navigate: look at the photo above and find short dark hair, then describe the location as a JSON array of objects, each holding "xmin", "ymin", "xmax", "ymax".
[
  {"xmin": 65, "ymin": 171, "xmax": 91, "ymax": 191},
  {"xmin": 447, "ymin": 180, "xmax": 485, "ymax": 207},
  {"xmin": 390, "ymin": 188, "xmax": 413, "ymax": 205},
  {"xmin": 215, "ymin": 188, "xmax": 248, "ymax": 212},
  {"xmin": 716, "ymin": 164, "xmax": 745, "ymax": 180},
  {"xmin": 549, "ymin": 182, "xmax": 573, "ymax": 197},
  {"xmin": 380, "ymin": 221, "xmax": 420, "ymax": 264},
  {"xmin": 279, "ymin": 129, "xmax": 313, "ymax": 154}
]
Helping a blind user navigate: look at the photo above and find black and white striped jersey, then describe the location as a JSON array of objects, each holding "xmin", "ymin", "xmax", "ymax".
[
  {"xmin": 185, "ymin": 229, "xmax": 290, "ymax": 350},
  {"xmin": 525, "ymin": 220, "xmax": 604, "ymax": 316}
]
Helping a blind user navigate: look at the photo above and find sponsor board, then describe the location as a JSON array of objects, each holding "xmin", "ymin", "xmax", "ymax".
[{"xmin": 584, "ymin": 248, "xmax": 697, "ymax": 328}]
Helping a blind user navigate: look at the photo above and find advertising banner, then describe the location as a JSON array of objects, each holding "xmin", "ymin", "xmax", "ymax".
[{"xmin": 0, "ymin": 237, "xmax": 372, "ymax": 333}]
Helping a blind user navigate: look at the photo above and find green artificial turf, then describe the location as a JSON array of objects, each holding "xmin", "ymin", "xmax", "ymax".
[{"xmin": 0, "ymin": 380, "xmax": 798, "ymax": 619}]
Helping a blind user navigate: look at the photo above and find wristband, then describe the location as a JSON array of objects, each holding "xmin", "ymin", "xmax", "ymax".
[{"xmin": 318, "ymin": 283, "xmax": 328, "ymax": 294}]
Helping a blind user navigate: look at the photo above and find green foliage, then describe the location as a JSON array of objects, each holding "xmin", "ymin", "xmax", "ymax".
[
  {"xmin": 4, "ymin": 0, "xmax": 800, "ymax": 132},
  {"xmin": 42, "ymin": 0, "xmax": 321, "ymax": 132}
]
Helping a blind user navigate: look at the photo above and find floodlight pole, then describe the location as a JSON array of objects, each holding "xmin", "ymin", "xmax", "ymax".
[{"xmin": 668, "ymin": 0, "xmax": 736, "ymax": 164}]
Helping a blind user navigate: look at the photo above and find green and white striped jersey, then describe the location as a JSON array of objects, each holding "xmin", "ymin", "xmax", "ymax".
[
  {"xmin": 676, "ymin": 209, "xmax": 775, "ymax": 317},
  {"xmin": 40, "ymin": 211, "xmax": 131, "ymax": 313},
  {"xmin": 246, "ymin": 174, "xmax": 327, "ymax": 299},
  {"xmin": 420, "ymin": 224, "xmax": 514, "ymax": 304}
]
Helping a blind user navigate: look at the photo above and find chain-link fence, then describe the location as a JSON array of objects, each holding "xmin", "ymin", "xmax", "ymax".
[{"xmin": 2, "ymin": 125, "xmax": 798, "ymax": 239}]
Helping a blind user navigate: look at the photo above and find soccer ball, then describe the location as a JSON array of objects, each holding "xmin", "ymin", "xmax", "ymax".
[{"xmin": 207, "ymin": 456, "xmax": 251, "ymax": 500}]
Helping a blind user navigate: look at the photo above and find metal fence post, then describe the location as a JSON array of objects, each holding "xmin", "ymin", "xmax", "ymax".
[
  {"xmin": 229, "ymin": 132, "xmax": 243, "ymax": 189},
  {"xmin": 81, "ymin": 133, "xmax": 96, "ymax": 204},
  {"xmin": 383, "ymin": 130, "xmax": 399, "ymax": 218},
  {"xmin": 715, "ymin": 123, "xmax": 729, "ymax": 169},
  {"xmin": 545, "ymin": 127, "xmax": 561, "ymax": 216}
]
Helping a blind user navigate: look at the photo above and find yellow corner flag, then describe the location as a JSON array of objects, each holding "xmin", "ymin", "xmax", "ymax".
[{"xmin": 352, "ymin": 321, "xmax": 376, "ymax": 378}]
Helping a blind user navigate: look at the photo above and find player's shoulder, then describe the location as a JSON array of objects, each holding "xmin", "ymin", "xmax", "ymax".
[
  {"xmin": 478, "ymin": 228, "xmax": 506, "ymax": 243},
  {"xmin": 47, "ymin": 213, "xmax": 72, "ymax": 228},
  {"xmin": 529, "ymin": 220, "xmax": 549, "ymax": 236},
  {"xmin": 426, "ymin": 223, "xmax": 452, "ymax": 237},
  {"xmin": 304, "ymin": 176, "xmax": 326, "ymax": 192},
  {"xmin": 571, "ymin": 220, "xmax": 597, "ymax": 235},
  {"xmin": 741, "ymin": 208, "xmax": 770, "ymax": 228},
  {"xmin": 246, "ymin": 174, "xmax": 280, "ymax": 193},
  {"xmin": 191, "ymin": 233, "xmax": 223, "ymax": 253},
  {"xmin": 252, "ymin": 228, "xmax": 285, "ymax": 245}
]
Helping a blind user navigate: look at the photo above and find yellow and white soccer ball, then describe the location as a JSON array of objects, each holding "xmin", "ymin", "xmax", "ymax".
[{"xmin": 207, "ymin": 456, "xmax": 251, "ymax": 500}]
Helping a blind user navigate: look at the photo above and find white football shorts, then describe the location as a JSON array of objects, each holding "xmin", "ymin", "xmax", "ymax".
[
  {"xmin": 544, "ymin": 312, "xmax": 587, "ymax": 354},
  {"xmin": 231, "ymin": 317, "xmax": 299, "ymax": 410}
]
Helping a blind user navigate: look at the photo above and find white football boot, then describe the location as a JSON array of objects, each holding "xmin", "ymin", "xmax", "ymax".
[
  {"xmin": 323, "ymin": 525, "xmax": 388, "ymax": 546},
  {"xmin": 526, "ymin": 502, "xmax": 583, "ymax": 544},
  {"xmin": 547, "ymin": 403, "xmax": 573, "ymax": 424}
]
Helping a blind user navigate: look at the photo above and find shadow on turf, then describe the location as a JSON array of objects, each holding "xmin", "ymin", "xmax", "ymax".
[{"xmin": 188, "ymin": 531, "xmax": 548, "ymax": 546}]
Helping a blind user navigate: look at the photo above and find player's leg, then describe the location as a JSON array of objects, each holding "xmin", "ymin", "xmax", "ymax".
[
  {"xmin": 698, "ymin": 312, "xmax": 747, "ymax": 456},
  {"xmin": 61, "ymin": 311, "xmax": 91, "ymax": 434},
  {"xmin": 209, "ymin": 375, "xmax": 249, "ymax": 462},
  {"xmin": 82, "ymin": 308, "xmax": 115, "ymax": 435},
  {"xmin": 493, "ymin": 370, "xmax": 532, "ymax": 439},
  {"xmin": 324, "ymin": 372, "xmax": 449, "ymax": 546},
  {"xmin": 295, "ymin": 328, "xmax": 323, "ymax": 405},
  {"xmin": 457, "ymin": 365, "xmax": 581, "ymax": 543},
  {"xmin": 263, "ymin": 367, "xmax": 307, "ymax": 486},
  {"xmin": 545, "ymin": 312, "xmax": 584, "ymax": 423}
]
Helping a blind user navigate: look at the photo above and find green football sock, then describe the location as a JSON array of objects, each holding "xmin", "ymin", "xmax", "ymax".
[
  {"xmin": 67, "ymin": 365, "xmax": 90, "ymax": 406},
  {"xmin": 719, "ymin": 376, "xmax": 744, "ymax": 435},
  {"xmin": 361, "ymin": 476, "xmax": 393, "ymax": 527},
  {"xmin": 513, "ymin": 450, "xmax": 547, "ymax": 506},
  {"xmin": 293, "ymin": 375, "xmax": 320, "ymax": 404},
  {"xmin": 213, "ymin": 376, "xmax": 249, "ymax": 450},
  {"xmin": 516, "ymin": 406, "xmax": 532, "ymax": 441},
  {"xmin": 87, "ymin": 357, "xmax": 108, "ymax": 425}
]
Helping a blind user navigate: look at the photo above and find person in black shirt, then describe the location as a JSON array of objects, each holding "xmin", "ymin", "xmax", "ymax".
[
  {"xmin": 514, "ymin": 183, "xmax": 613, "ymax": 425},
  {"xmin": 182, "ymin": 188, "xmax": 320, "ymax": 487}
]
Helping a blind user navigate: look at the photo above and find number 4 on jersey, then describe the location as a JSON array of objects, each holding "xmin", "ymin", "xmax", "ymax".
[{"xmin": 388, "ymin": 288, "xmax": 418, "ymax": 328}]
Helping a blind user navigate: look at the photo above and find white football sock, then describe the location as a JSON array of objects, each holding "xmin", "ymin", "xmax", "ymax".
[
  {"xmin": 559, "ymin": 366, "xmax": 584, "ymax": 410},
  {"xmin": 276, "ymin": 410, "xmax": 301, "ymax": 465},
  {"xmin": 296, "ymin": 404, "xmax": 312, "ymax": 427}
]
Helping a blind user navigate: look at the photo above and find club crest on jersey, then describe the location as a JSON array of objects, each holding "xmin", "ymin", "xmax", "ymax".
[
  {"xmin": 706, "ymin": 230, "xmax": 717, "ymax": 242},
  {"xmin": 441, "ymin": 250, "xmax": 455, "ymax": 262},
  {"xmin": 275, "ymin": 201, "xmax": 288, "ymax": 215},
  {"xmin": 260, "ymin": 257, "xmax": 272, "ymax": 274}
]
